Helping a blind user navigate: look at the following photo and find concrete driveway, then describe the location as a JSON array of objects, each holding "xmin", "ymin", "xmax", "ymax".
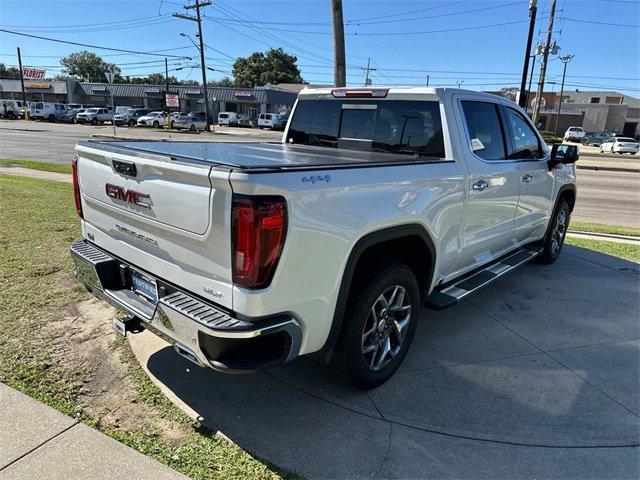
[{"xmin": 129, "ymin": 245, "xmax": 639, "ymax": 479}]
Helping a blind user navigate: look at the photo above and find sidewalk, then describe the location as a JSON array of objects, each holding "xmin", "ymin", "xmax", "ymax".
[
  {"xmin": 578, "ymin": 155, "xmax": 640, "ymax": 173},
  {"xmin": 0, "ymin": 383, "xmax": 188, "ymax": 480}
]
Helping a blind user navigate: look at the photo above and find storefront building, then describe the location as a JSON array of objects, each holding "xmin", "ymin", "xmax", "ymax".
[{"xmin": 0, "ymin": 78, "xmax": 298, "ymax": 122}]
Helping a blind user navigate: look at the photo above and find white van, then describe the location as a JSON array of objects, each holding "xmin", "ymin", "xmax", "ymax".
[
  {"xmin": 217, "ymin": 112, "xmax": 239, "ymax": 125},
  {"xmin": 30, "ymin": 102, "xmax": 68, "ymax": 121},
  {"xmin": 258, "ymin": 113, "xmax": 285, "ymax": 129}
]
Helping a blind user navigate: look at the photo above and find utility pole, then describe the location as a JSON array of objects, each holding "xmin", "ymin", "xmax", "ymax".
[
  {"xmin": 331, "ymin": 0, "xmax": 346, "ymax": 87},
  {"xmin": 524, "ymin": 49, "xmax": 538, "ymax": 111},
  {"xmin": 554, "ymin": 54, "xmax": 574, "ymax": 135},
  {"xmin": 105, "ymin": 71, "xmax": 116, "ymax": 136},
  {"xmin": 164, "ymin": 57, "xmax": 170, "ymax": 129},
  {"xmin": 531, "ymin": 0, "xmax": 557, "ymax": 126},
  {"xmin": 362, "ymin": 57, "xmax": 376, "ymax": 86},
  {"xmin": 425, "ymin": 75, "xmax": 430, "ymax": 87},
  {"xmin": 518, "ymin": 0, "xmax": 538, "ymax": 108},
  {"xmin": 173, "ymin": 1, "xmax": 212, "ymax": 132},
  {"xmin": 17, "ymin": 47, "xmax": 28, "ymax": 119}
]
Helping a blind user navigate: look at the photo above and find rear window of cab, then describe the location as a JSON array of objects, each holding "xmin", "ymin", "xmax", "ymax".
[{"xmin": 287, "ymin": 99, "xmax": 445, "ymax": 158}]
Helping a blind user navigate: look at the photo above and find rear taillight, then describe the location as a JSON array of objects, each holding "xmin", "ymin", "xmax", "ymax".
[
  {"xmin": 232, "ymin": 195, "xmax": 287, "ymax": 289},
  {"xmin": 71, "ymin": 156, "xmax": 83, "ymax": 219}
]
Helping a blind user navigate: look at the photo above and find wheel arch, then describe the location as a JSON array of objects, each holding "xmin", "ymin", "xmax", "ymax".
[
  {"xmin": 316, "ymin": 224, "xmax": 437, "ymax": 363},
  {"xmin": 557, "ymin": 183, "xmax": 576, "ymax": 212}
]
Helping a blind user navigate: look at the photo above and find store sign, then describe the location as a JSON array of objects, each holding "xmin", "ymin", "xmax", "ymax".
[
  {"xmin": 145, "ymin": 87, "xmax": 160, "ymax": 94},
  {"xmin": 185, "ymin": 88, "xmax": 201, "ymax": 95},
  {"xmin": 91, "ymin": 87, "xmax": 108, "ymax": 93},
  {"xmin": 234, "ymin": 91, "xmax": 252, "ymax": 97},
  {"xmin": 22, "ymin": 67, "xmax": 46, "ymax": 80},
  {"xmin": 165, "ymin": 93, "xmax": 179, "ymax": 108},
  {"xmin": 25, "ymin": 82, "xmax": 52, "ymax": 89}
]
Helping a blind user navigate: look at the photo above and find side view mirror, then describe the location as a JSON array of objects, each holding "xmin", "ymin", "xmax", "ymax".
[{"xmin": 549, "ymin": 144, "xmax": 579, "ymax": 170}]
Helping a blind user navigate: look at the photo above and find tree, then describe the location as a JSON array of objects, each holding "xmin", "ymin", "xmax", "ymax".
[
  {"xmin": 0, "ymin": 63, "xmax": 21, "ymax": 80},
  {"xmin": 59, "ymin": 51, "xmax": 120, "ymax": 82},
  {"xmin": 208, "ymin": 77, "xmax": 233, "ymax": 87},
  {"xmin": 232, "ymin": 48, "xmax": 302, "ymax": 87},
  {"xmin": 498, "ymin": 87, "xmax": 520, "ymax": 100}
]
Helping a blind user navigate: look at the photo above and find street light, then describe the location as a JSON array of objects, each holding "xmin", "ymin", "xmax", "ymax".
[
  {"xmin": 180, "ymin": 32, "xmax": 199, "ymax": 50},
  {"xmin": 554, "ymin": 54, "xmax": 574, "ymax": 136},
  {"xmin": 456, "ymin": 80, "xmax": 465, "ymax": 89}
]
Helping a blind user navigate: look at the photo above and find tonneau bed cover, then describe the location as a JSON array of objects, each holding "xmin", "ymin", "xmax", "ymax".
[{"xmin": 78, "ymin": 140, "xmax": 442, "ymax": 172}]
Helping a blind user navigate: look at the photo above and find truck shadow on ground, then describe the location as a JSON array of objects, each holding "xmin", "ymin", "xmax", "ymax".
[{"xmin": 144, "ymin": 246, "xmax": 640, "ymax": 479}]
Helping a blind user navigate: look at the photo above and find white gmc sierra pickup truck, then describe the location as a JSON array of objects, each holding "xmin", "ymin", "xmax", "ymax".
[{"xmin": 70, "ymin": 87, "xmax": 578, "ymax": 389}]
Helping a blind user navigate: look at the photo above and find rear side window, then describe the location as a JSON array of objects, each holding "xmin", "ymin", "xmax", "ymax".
[
  {"xmin": 504, "ymin": 107, "xmax": 543, "ymax": 159},
  {"xmin": 461, "ymin": 101, "xmax": 506, "ymax": 160},
  {"xmin": 287, "ymin": 99, "xmax": 444, "ymax": 157}
]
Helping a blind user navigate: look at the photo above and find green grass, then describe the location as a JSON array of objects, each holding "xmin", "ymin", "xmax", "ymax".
[
  {"xmin": 569, "ymin": 221, "xmax": 640, "ymax": 237},
  {"xmin": 0, "ymin": 158, "xmax": 71, "ymax": 174},
  {"xmin": 566, "ymin": 237, "xmax": 640, "ymax": 263},
  {"xmin": 0, "ymin": 173, "xmax": 294, "ymax": 480}
]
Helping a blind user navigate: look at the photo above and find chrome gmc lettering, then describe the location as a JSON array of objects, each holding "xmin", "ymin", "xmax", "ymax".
[{"xmin": 105, "ymin": 183, "xmax": 151, "ymax": 208}]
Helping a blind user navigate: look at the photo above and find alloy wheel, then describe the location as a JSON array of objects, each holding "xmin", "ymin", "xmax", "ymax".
[
  {"xmin": 361, "ymin": 285, "xmax": 412, "ymax": 371},
  {"xmin": 551, "ymin": 208, "xmax": 568, "ymax": 255}
]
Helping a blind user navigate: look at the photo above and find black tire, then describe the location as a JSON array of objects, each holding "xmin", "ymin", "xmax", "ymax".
[
  {"xmin": 153, "ymin": 121, "xmax": 159, "ymax": 128},
  {"xmin": 48, "ymin": 114, "xmax": 55, "ymax": 122},
  {"xmin": 128, "ymin": 119, "xmax": 135, "ymax": 127},
  {"xmin": 189, "ymin": 124, "xmax": 196, "ymax": 131},
  {"xmin": 331, "ymin": 260, "xmax": 420, "ymax": 390},
  {"xmin": 91, "ymin": 117, "xmax": 98, "ymax": 125},
  {"xmin": 538, "ymin": 198, "xmax": 570, "ymax": 264},
  {"xmin": 170, "ymin": 121, "xmax": 175, "ymax": 129}
]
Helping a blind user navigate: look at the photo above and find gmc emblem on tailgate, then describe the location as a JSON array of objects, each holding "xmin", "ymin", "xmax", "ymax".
[{"xmin": 105, "ymin": 183, "xmax": 151, "ymax": 208}]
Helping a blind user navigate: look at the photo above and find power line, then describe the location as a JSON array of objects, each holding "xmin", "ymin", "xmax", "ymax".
[
  {"xmin": 562, "ymin": 18, "xmax": 640, "ymax": 27},
  {"xmin": 347, "ymin": 0, "xmax": 473, "ymax": 23},
  {"xmin": 346, "ymin": 1, "xmax": 528, "ymax": 26},
  {"xmin": 0, "ymin": 29, "xmax": 192, "ymax": 59},
  {"xmin": 0, "ymin": 15, "xmax": 172, "ymax": 29},
  {"xmin": 0, "ymin": 19, "xmax": 179, "ymax": 35}
]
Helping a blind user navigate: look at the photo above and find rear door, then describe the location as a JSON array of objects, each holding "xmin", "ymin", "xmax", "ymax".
[
  {"xmin": 453, "ymin": 96, "xmax": 521, "ymax": 270},
  {"xmin": 501, "ymin": 105, "xmax": 554, "ymax": 242}
]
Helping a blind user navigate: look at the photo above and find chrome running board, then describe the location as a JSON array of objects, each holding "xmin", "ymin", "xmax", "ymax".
[{"xmin": 426, "ymin": 247, "xmax": 542, "ymax": 311}]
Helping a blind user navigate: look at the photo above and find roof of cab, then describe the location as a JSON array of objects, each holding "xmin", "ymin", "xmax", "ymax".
[{"xmin": 296, "ymin": 86, "xmax": 506, "ymax": 103}]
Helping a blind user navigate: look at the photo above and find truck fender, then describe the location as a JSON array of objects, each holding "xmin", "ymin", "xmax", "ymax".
[{"xmin": 316, "ymin": 224, "xmax": 437, "ymax": 363}]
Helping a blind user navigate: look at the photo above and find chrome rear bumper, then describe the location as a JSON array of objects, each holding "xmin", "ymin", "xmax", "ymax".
[{"xmin": 70, "ymin": 240, "xmax": 302, "ymax": 372}]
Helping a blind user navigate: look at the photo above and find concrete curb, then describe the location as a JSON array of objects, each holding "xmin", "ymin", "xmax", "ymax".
[
  {"xmin": 577, "ymin": 165, "xmax": 639, "ymax": 174},
  {"xmin": 567, "ymin": 230, "xmax": 640, "ymax": 245}
]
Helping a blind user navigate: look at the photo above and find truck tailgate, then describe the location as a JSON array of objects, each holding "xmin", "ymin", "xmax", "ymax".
[{"xmin": 75, "ymin": 143, "xmax": 234, "ymax": 309}]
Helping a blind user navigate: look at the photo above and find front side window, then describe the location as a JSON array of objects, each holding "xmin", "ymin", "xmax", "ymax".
[
  {"xmin": 504, "ymin": 107, "xmax": 542, "ymax": 159},
  {"xmin": 461, "ymin": 101, "xmax": 506, "ymax": 160},
  {"xmin": 287, "ymin": 99, "xmax": 444, "ymax": 158}
]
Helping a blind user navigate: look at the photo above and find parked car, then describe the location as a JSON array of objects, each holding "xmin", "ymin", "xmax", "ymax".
[
  {"xmin": 76, "ymin": 107, "xmax": 112, "ymax": 125},
  {"xmin": 0, "ymin": 99, "xmax": 20, "ymax": 119},
  {"xmin": 217, "ymin": 112, "xmax": 239, "ymax": 125},
  {"xmin": 58, "ymin": 107, "xmax": 81, "ymax": 124},
  {"xmin": 599, "ymin": 137, "xmax": 639, "ymax": 154},
  {"xmin": 113, "ymin": 108, "xmax": 151, "ymax": 127},
  {"xmin": 581, "ymin": 132, "xmax": 613, "ymax": 146},
  {"xmin": 170, "ymin": 112, "xmax": 189, "ymax": 128},
  {"xmin": 30, "ymin": 102, "xmax": 69, "ymax": 122},
  {"xmin": 237, "ymin": 114, "xmax": 255, "ymax": 128},
  {"xmin": 70, "ymin": 87, "xmax": 578, "ymax": 390},
  {"xmin": 137, "ymin": 111, "xmax": 169, "ymax": 128},
  {"xmin": 258, "ymin": 113, "xmax": 285, "ymax": 130},
  {"xmin": 172, "ymin": 112, "xmax": 207, "ymax": 131},
  {"xmin": 563, "ymin": 126, "xmax": 585, "ymax": 142}
]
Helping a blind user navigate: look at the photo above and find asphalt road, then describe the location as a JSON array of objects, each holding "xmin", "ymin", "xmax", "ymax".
[
  {"xmin": 573, "ymin": 170, "xmax": 640, "ymax": 228},
  {"xmin": 1, "ymin": 120, "xmax": 638, "ymax": 228}
]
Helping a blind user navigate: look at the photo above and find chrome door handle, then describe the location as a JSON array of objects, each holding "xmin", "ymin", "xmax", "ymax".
[
  {"xmin": 522, "ymin": 174, "xmax": 534, "ymax": 183},
  {"xmin": 472, "ymin": 180, "xmax": 490, "ymax": 191}
]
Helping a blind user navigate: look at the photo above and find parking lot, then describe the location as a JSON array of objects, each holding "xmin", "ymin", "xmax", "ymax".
[{"xmin": 129, "ymin": 245, "xmax": 639, "ymax": 478}]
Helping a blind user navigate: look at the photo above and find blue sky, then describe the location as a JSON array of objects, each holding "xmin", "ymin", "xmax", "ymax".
[{"xmin": 0, "ymin": 0, "xmax": 638, "ymax": 93}]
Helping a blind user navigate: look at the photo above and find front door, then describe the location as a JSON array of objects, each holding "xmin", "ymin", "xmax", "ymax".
[
  {"xmin": 501, "ymin": 105, "xmax": 555, "ymax": 242},
  {"xmin": 453, "ymin": 97, "xmax": 521, "ymax": 273}
]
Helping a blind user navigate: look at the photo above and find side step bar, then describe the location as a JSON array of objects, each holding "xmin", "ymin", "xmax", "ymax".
[{"xmin": 426, "ymin": 247, "xmax": 541, "ymax": 311}]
